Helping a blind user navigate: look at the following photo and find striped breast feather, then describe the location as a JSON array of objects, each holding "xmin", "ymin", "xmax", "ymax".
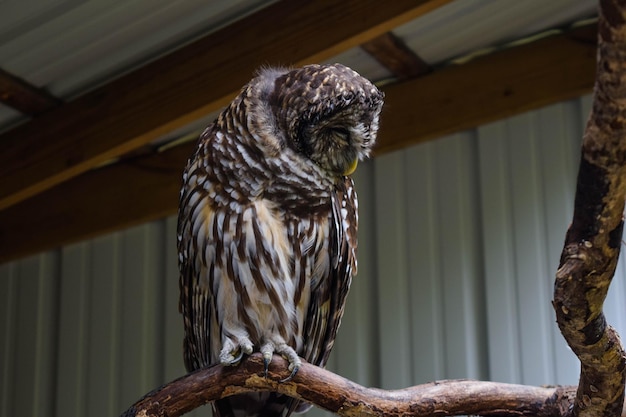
[{"xmin": 179, "ymin": 182, "xmax": 301, "ymax": 369}]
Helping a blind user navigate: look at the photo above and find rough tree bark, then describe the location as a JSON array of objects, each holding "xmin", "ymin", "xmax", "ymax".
[
  {"xmin": 121, "ymin": 354, "xmax": 577, "ymax": 417},
  {"xmin": 552, "ymin": 1, "xmax": 626, "ymax": 417},
  {"xmin": 121, "ymin": 1, "xmax": 626, "ymax": 416}
]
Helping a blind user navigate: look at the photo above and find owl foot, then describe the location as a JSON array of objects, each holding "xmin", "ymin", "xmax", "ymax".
[
  {"xmin": 277, "ymin": 344, "xmax": 301, "ymax": 383},
  {"xmin": 259, "ymin": 342, "xmax": 301, "ymax": 382},
  {"xmin": 219, "ymin": 337, "xmax": 253, "ymax": 366}
]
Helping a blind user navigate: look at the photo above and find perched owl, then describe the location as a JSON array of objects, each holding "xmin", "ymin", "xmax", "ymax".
[{"xmin": 177, "ymin": 63, "xmax": 384, "ymax": 417}]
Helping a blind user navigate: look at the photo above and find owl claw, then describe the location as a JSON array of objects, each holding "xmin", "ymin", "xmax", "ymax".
[
  {"xmin": 259, "ymin": 342, "xmax": 301, "ymax": 381},
  {"xmin": 260, "ymin": 342, "xmax": 274, "ymax": 379},
  {"xmin": 275, "ymin": 344, "xmax": 301, "ymax": 382},
  {"xmin": 263, "ymin": 355, "xmax": 270, "ymax": 378},
  {"xmin": 220, "ymin": 337, "xmax": 253, "ymax": 366},
  {"xmin": 280, "ymin": 363, "xmax": 300, "ymax": 383},
  {"xmin": 226, "ymin": 348, "xmax": 245, "ymax": 365}
]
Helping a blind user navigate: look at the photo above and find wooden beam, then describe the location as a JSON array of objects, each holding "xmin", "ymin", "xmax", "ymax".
[
  {"xmin": 376, "ymin": 24, "xmax": 597, "ymax": 154},
  {"xmin": 0, "ymin": 142, "xmax": 193, "ymax": 264},
  {"xmin": 0, "ymin": 68, "xmax": 61, "ymax": 115},
  {"xmin": 0, "ymin": 0, "xmax": 453, "ymax": 211},
  {"xmin": 362, "ymin": 32, "xmax": 431, "ymax": 79},
  {"xmin": 0, "ymin": 24, "xmax": 597, "ymax": 263}
]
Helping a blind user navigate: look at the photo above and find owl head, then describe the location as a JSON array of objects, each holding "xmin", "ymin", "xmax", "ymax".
[{"xmin": 251, "ymin": 64, "xmax": 384, "ymax": 177}]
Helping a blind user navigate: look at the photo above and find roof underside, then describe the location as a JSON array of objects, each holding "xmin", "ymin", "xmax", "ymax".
[
  {"xmin": 0, "ymin": 0, "xmax": 599, "ymax": 262},
  {"xmin": 0, "ymin": 0, "xmax": 596, "ymax": 131}
]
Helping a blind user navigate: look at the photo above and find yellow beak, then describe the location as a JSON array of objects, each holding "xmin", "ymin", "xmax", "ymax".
[{"xmin": 343, "ymin": 158, "xmax": 358, "ymax": 176}]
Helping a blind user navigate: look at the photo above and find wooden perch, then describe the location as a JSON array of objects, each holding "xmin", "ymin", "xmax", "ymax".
[{"xmin": 121, "ymin": 353, "xmax": 578, "ymax": 417}]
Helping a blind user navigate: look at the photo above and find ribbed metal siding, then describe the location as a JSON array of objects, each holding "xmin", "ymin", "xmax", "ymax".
[
  {"xmin": 3, "ymin": 94, "xmax": 626, "ymax": 417},
  {"xmin": 369, "ymin": 132, "xmax": 488, "ymax": 390},
  {"xmin": 0, "ymin": 253, "xmax": 59, "ymax": 417},
  {"xmin": 478, "ymin": 99, "xmax": 586, "ymax": 386},
  {"xmin": 0, "ymin": 222, "xmax": 208, "ymax": 417}
]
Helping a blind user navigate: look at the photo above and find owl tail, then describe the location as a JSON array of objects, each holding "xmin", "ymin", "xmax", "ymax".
[{"xmin": 212, "ymin": 393, "xmax": 310, "ymax": 417}]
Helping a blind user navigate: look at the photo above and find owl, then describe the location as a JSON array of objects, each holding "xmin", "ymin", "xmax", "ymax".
[{"xmin": 177, "ymin": 63, "xmax": 384, "ymax": 417}]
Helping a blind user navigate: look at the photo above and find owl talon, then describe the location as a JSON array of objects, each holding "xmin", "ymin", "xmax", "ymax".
[
  {"xmin": 220, "ymin": 337, "xmax": 254, "ymax": 366},
  {"xmin": 275, "ymin": 343, "xmax": 301, "ymax": 383},
  {"xmin": 231, "ymin": 349, "xmax": 245, "ymax": 365},
  {"xmin": 220, "ymin": 348, "xmax": 245, "ymax": 366},
  {"xmin": 260, "ymin": 342, "xmax": 275, "ymax": 378},
  {"xmin": 279, "ymin": 363, "xmax": 300, "ymax": 383},
  {"xmin": 263, "ymin": 356, "xmax": 270, "ymax": 378}
]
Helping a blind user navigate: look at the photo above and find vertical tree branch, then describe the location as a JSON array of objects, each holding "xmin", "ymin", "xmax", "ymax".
[{"xmin": 553, "ymin": 1, "xmax": 626, "ymax": 417}]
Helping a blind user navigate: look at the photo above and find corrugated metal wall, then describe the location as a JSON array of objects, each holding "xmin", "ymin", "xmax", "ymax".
[{"xmin": 2, "ymin": 94, "xmax": 625, "ymax": 417}]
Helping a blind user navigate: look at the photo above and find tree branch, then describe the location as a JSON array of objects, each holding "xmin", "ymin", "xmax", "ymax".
[
  {"xmin": 121, "ymin": 353, "xmax": 577, "ymax": 417},
  {"xmin": 552, "ymin": 1, "xmax": 626, "ymax": 417}
]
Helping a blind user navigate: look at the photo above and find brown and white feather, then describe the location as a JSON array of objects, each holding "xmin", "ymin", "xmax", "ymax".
[{"xmin": 178, "ymin": 63, "xmax": 383, "ymax": 417}]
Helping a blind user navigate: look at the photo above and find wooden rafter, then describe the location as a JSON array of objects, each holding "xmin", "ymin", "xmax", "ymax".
[
  {"xmin": 0, "ymin": 24, "xmax": 597, "ymax": 264},
  {"xmin": 377, "ymin": 24, "xmax": 596, "ymax": 154},
  {"xmin": 362, "ymin": 32, "xmax": 431, "ymax": 79},
  {"xmin": 0, "ymin": 68, "xmax": 61, "ymax": 116},
  {"xmin": 0, "ymin": 143, "xmax": 191, "ymax": 264},
  {"xmin": 0, "ymin": 0, "xmax": 453, "ymax": 212}
]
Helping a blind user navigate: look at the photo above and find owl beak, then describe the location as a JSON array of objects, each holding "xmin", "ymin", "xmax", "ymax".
[{"xmin": 343, "ymin": 158, "xmax": 358, "ymax": 176}]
